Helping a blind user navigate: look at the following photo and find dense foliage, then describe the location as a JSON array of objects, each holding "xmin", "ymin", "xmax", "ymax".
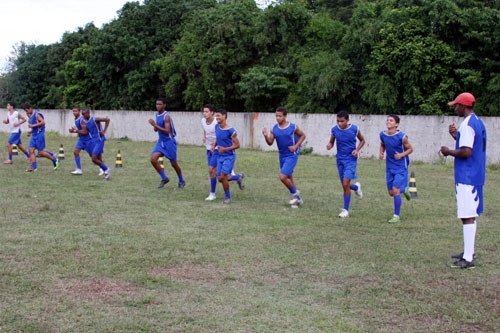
[{"xmin": 1, "ymin": 0, "xmax": 499, "ymax": 115}]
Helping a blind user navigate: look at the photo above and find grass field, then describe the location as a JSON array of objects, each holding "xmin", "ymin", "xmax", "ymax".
[{"xmin": 0, "ymin": 132, "xmax": 499, "ymax": 332}]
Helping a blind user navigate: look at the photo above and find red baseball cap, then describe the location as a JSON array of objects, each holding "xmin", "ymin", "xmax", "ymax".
[{"xmin": 448, "ymin": 92, "xmax": 475, "ymax": 107}]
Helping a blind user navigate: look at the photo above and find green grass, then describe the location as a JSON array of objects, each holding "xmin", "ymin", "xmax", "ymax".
[{"xmin": 1, "ymin": 132, "xmax": 499, "ymax": 332}]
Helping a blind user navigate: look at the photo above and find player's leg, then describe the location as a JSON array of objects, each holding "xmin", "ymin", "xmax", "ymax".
[{"xmin": 72, "ymin": 147, "xmax": 83, "ymax": 174}]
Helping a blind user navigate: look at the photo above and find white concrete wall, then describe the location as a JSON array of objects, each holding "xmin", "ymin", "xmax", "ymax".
[{"xmin": 2, "ymin": 109, "xmax": 499, "ymax": 164}]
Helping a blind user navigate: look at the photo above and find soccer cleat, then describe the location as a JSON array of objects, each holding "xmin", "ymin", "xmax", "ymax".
[
  {"xmin": 205, "ymin": 193, "xmax": 216, "ymax": 201},
  {"xmin": 98, "ymin": 168, "xmax": 104, "ymax": 176},
  {"xmin": 103, "ymin": 169, "xmax": 111, "ymax": 180},
  {"xmin": 289, "ymin": 190, "xmax": 301, "ymax": 205},
  {"xmin": 403, "ymin": 188, "xmax": 411, "ymax": 201},
  {"xmin": 290, "ymin": 198, "xmax": 304, "ymax": 208},
  {"xmin": 387, "ymin": 215, "xmax": 400, "ymax": 223},
  {"xmin": 3, "ymin": 160, "xmax": 13, "ymax": 164},
  {"xmin": 157, "ymin": 178, "xmax": 170, "ymax": 188},
  {"xmin": 71, "ymin": 169, "xmax": 83, "ymax": 175},
  {"xmin": 450, "ymin": 258, "xmax": 475, "ymax": 269},
  {"xmin": 222, "ymin": 197, "xmax": 232, "ymax": 204},
  {"xmin": 354, "ymin": 182, "xmax": 363, "ymax": 199},
  {"xmin": 338, "ymin": 209, "xmax": 349, "ymax": 218},
  {"xmin": 53, "ymin": 158, "xmax": 60, "ymax": 170},
  {"xmin": 451, "ymin": 252, "xmax": 476, "ymax": 260},
  {"xmin": 178, "ymin": 181, "xmax": 186, "ymax": 189},
  {"xmin": 236, "ymin": 173, "xmax": 245, "ymax": 190},
  {"xmin": 26, "ymin": 167, "xmax": 38, "ymax": 172}
]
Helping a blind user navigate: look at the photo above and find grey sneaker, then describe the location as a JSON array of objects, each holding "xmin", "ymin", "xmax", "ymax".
[
  {"xmin": 222, "ymin": 198, "xmax": 232, "ymax": 204},
  {"xmin": 236, "ymin": 173, "xmax": 245, "ymax": 190},
  {"xmin": 103, "ymin": 169, "xmax": 112, "ymax": 180},
  {"xmin": 354, "ymin": 182, "xmax": 363, "ymax": 199},
  {"xmin": 157, "ymin": 178, "xmax": 170, "ymax": 188},
  {"xmin": 450, "ymin": 258, "xmax": 475, "ymax": 269},
  {"xmin": 178, "ymin": 181, "xmax": 186, "ymax": 189},
  {"xmin": 289, "ymin": 190, "xmax": 301, "ymax": 205}
]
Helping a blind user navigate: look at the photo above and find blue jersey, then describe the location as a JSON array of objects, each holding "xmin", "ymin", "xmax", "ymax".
[
  {"xmin": 84, "ymin": 116, "xmax": 104, "ymax": 143},
  {"xmin": 215, "ymin": 124, "xmax": 236, "ymax": 156},
  {"xmin": 28, "ymin": 110, "xmax": 45, "ymax": 136},
  {"xmin": 75, "ymin": 115, "xmax": 90, "ymax": 141},
  {"xmin": 272, "ymin": 122, "xmax": 300, "ymax": 157},
  {"xmin": 380, "ymin": 130, "xmax": 410, "ymax": 171},
  {"xmin": 455, "ymin": 113, "xmax": 486, "ymax": 186},
  {"xmin": 156, "ymin": 111, "xmax": 176, "ymax": 142},
  {"xmin": 331, "ymin": 124, "xmax": 358, "ymax": 160}
]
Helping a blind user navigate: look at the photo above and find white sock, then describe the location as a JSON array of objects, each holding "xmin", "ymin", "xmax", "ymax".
[{"xmin": 463, "ymin": 221, "xmax": 477, "ymax": 262}]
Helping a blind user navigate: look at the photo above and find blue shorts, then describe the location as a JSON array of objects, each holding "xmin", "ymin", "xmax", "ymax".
[
  {"xmin": 90, "ymin": 140, "xmax": 104, "ymax": 155},
  {"xmin": 386, "ymin": 168, "xmax": 408, "ymax": 191},
  {"xmin": 29, "ymin": 134, "xmax": 45, "ymax": 151},
  {"xmin": 279, "ymin": 154, "xmax": 298, "ymax": 176},
  {"xmin": 8, "ymin": 132, "xmax": 22, "ymax": 145},
  {"xmin": 336, "ymin": 157, "xmax": 358, "ymax": 181},
  {"xmin": 206, "ymin": 149, "xmax": 218, "ymax": 168},
  {"xmin": 216, "ymin": 154, "xmax": 236, "ymax": 176},
  {"xmin": 75, "ymin": 138, "xmax": 92, "ymax": 152},
  {"xmin": 152, "ymin": 139, "xmax": 177, "ymax": 161}
]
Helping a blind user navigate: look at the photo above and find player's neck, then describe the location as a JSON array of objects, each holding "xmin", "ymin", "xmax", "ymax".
[
  {"xmin": 278, "ymin": 120, "xmax": 289, "ymax": 128},
  {"xmin": 386, "ymin": 127, "xmax": 398, "ymax": 135}
]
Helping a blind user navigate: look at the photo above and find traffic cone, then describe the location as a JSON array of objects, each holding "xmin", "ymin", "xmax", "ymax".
[
  {"xmin": 12, "ymin": 144, "xmax": 18, "ymax": 155},
  {"xmin": 159, "ymin": 156, "xmax": 164, "ymax": 169},
  {"xmin": 58, "ymin": 144, "xmax": 65, "ymax": 160},
  {"xmin": 115, "ymin": 150, "xmax": 123, "ymax": 168},
  {"xmin": 409, "ymin": 171, "xmax": 418, "ymax": 198}
]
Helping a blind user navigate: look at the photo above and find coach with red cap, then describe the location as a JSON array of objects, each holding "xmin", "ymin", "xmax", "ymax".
[{"xmin": 440, "ymin": 92, "xmax": 487, "ymax": 269}]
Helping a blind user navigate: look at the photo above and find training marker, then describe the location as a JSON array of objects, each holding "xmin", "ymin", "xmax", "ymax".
[
  {"xmin": 409, "ymin": 171, "xmax": 418, "ymax": 198},
  {"xmin": 58, "ymin": 144, "xmax": 65, "ymax": 160},
  {"xmin": 12, "ymin": 144, "xmax": 18, "ymax": 155},
  {"xmin": 115, "ymin": 150, "xmax": 123, "ymax": 168}
]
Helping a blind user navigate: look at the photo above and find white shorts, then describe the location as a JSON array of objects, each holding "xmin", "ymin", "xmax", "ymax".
[{"xmin": 456, "ymin": 183, "xmax": 483, "ymax": 219}]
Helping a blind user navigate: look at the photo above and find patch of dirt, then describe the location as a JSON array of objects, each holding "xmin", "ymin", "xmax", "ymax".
[{"xmin": 54, "ymin": 278, "xmax": 139, "ymax": 301}]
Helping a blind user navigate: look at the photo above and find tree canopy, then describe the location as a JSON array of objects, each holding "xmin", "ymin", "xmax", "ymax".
[{"xmin": 1, "ymin": 0, "xmax": 499, "ymax": 115}]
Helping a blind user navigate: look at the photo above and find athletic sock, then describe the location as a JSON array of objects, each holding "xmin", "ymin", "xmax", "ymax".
[
  {"xmin": 75, "ymin": 156, "xmax": 81, "ymax": 169},
  {"xmin": 210, "ymin": 177, "xmax": 217, "ymax": 193},
  {"xmin": 24, "ymin": 152, "xmax": 30, "ymax": 158},
  {"xmin": 178, "ymin": 174, "xmax": 185, "ymax": 183},
  {"xmin": 8, "ymin": 154, "xmax": 12, "ymax": 160},
  {"xmin": 394, "ymin": 195, "xmax": 402, "ymax": 216},
  {"xmin": 32, "ymin": 161, "xmax": 37, "ymax": 169},
  {"xmin": 350, "ymin": 183, "xmax": 358, "ymax": 191},
  {"xmin": 343, "ymin": 194, "xmax": 351, "ymax": 210},
  {"xmin": 463, "ymin": 221, "xmax": 477, "ymax": 262},
  {"xmin": 224, "ymin": 190, "xmax": 231, "ymax": 199},
  {"xmin": 289, "ymin": 185, "xmax": 297, "ymax": 194},
  {"xmin": 101, "ymin": 163, "xmax": 109, "ymax": 172},
  {"xmin": 230, "ymin": 174, "xmax": 240, "ymax": 181},
  {"xmin": 158, "ymin": 170, "xmax": 168, "ymax": 180}
]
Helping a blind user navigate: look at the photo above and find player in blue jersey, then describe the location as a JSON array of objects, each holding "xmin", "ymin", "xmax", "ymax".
[
  {"xmin": 326, "ymin": 110, "xmax": 365, "ymax": 217},
  {"xmin": 149, "ymin": 97, "xmax": 186, "ymax": 189},
  {"xmin": 379, "ymin": 114, "xmax": 413, "ymax": 223},
  {"xmin": 262, "ymin": 106, "xmax": 306, "ymax": 208},
  {"xmin": 81, "ymin": 109, "xmax": 112, "ymax": 180},
  {"xmin": 22, "ymin": 103, "xmax": 60, "ymax": 172},
  {"xmin": 3, "ymin": 102, "xmax": 30, "ymax": 164},
  {"xmin": 68, "ymin": 106, "xmax": 92, "ymax": 175},
  {"xmin": 440, "ymin": 92, "xmax": 486, "ymax": 269},
  {"xmin": 215, "ymin": 108, "xmax": 245, "ymax": 204}
]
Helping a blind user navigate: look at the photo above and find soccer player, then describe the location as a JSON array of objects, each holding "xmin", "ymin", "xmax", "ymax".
[
  {"xmin": 23, "ymin": 103, "xmax": 60, "ymax": 172},
  {"xmin": 201, "ymin": 104, "xmax": 219, "ymax": 200},
  {"xmin": 440, "ymin": 92, "xmax": 486, "ymax": 269},
  {"xmin": 81, "ymin": 109, "xmax": 112, "ymax": 180},
  {"xmin": 262, "ymin": 106, "xmax": 305, "ymax": 208},
  {"xmin": 379, "ymin": 114, "xmax": 413, "ymax": 223},
  {"xmin": 68, "ymin": 106, "xmax": 92, "ymax": 175},
  {"xmin": 215, "ymin": 108, "xmax": 244, "ymax": 204},
  {"xmin": 3, "ymin": 102, "xmax": 30, "ymax": 164},
  {"xmin": 149, "ymin": 97, "xmax": 186, "ymax": 189},
  {"xmin": 326, "ymin": 110, "xmax": 365, "ymax": 217}
]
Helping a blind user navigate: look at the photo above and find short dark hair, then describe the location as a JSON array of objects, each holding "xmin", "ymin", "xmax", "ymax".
[
  {"xmin": 72, "ymin": 106, "xmax": 81, "ymax": 111},
  {"xmin": 22, "ymin": 102, "xmax": 32, "ymax": 110},
  {"xmin": 388, "ymin": 114, "xmax": 400, "ymax": 124},
  {"xmin": 275, "ymin": 106, "xmax": 287, "ymax": 116},
  {"xmin": 204, "ymin": 104, "xmax": 215, "ymax": 112},
  {"xmin": 156, "ymin": 97, "xmax": 167, "ymax": 104},
  {"xmin": 216, "ymin": 108, "xmax": 227, "ymax": 117},
  {"xmin": 7, "ymin": 101, "xmax": 15, "ymax": 108},
  {"xmin": 337, "ymin": 110, "xmax": 349, "ymax": 120}
]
